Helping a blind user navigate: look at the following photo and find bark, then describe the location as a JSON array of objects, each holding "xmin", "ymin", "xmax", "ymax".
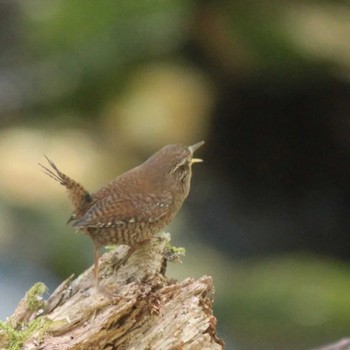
[{"xmin": 0, "ymin": 232, "xmax": 224, "ymax": 350}]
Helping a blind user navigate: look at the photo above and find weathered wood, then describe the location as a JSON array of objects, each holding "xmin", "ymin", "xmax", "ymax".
[
  {"xmin": 0, "ymin": 232, "xmax": 224, "ymax": 350},
  {"xmin": 315, "ymin": 338, "xmax": 350, "ymax": 350}
]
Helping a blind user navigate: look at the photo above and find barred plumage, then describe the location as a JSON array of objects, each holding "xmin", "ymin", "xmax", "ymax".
[{"xmin": 40, "ymin": 141, "xmax": 204, "ymax": 290}]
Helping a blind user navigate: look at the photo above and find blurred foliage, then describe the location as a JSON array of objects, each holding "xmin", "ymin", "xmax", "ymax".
[
  {"xmin": 5, "ymin": 0, "xmax": 192, "ymax": 117},
  {"xmin": 0, "ymin": 1, "xmax": 349, "ymax": 349},
  {"xmin": 216, "ymin": 255, "xmax": 350, "ymax": 349}
]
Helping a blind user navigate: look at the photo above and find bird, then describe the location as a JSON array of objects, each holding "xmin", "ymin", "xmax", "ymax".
[{"xmin": 39, "ymin": 141, "xmax": 204, "ymax": 291}]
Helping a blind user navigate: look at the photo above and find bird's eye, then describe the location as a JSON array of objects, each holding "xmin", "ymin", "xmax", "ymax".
[
  {"xmin": 171, "ymin": 159, "xmax": 188, "ymax": 174},
  {"xmin": 177, "ymin": 164, "xmax": 187, "ymax": 172}
]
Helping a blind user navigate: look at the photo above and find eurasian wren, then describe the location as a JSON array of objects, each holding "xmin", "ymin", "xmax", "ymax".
[{"xmin": 40, "ymin": 141, "xmax": 204, "ymax": 287}]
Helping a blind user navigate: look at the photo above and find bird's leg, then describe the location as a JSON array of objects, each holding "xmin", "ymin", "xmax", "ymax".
[
  {"xmin": 122, "ymin": 245, "xmax": 136, "ymax": 263},
  {"xmin": 93, "ymin": 242, "xmax": 119, "ymax": 298},
  {"xmin": 94, "ymin": 239, "xmax": 151, "ymax": 298},
  {"xmin": 121, "ymin": 239, "xmax": 151, "ymax": 265},
  {"xmin": 93, "ymin": 242, "xmax": 100, "ymax": 287}
]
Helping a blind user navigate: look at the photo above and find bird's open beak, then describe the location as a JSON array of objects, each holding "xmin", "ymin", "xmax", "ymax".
[
  {"xmin": 188, "ymin": 141, "xmax": 205, "ymax": 164},
  {"xmin": 191, "ymin": 158, "xmax": 203, "ymax": 164}
]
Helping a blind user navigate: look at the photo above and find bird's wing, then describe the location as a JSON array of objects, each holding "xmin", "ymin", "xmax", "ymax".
[{"xmin": 71, "ymin": 191, "xmax": 173, "ymax": 229}]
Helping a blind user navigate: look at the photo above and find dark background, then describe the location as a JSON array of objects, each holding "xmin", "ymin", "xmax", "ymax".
[{"xmin": 0, "ymin": 1, "xmax": 350, "ymax": 349}]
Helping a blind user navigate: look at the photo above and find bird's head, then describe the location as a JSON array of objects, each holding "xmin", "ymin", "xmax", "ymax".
[{"xmin": 145, "ymin": 141, "xmax": 204, "ymax": 193}]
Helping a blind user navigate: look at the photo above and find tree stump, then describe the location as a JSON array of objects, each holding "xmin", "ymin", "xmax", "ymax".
[{"xmin": 0, "ymin": 232, "xmax": 224, "ymax": 350}]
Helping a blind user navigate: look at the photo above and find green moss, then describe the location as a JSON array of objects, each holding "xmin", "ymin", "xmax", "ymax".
[
  {"xmin": 170, "ymin": 245, "xmax": 186, "ymax": 256},
  {"xmin": 164, "ymin": 243, "xmax": 186, "ymax": 263},
  {"xmin": 26, "ymin": 282, "xmax": 47, "ymax": 311},
  {"xmin": 0, "ymin": 316, "xmax": 61, "ymax": 349},
  {"xmin": 0, "ymin": 317, "xmax": 45, "ymax": 350},
  {"xmin": 0, "ymin": 321, "xmax": 21, "ymax": 350},
  {"xmin": 0, "ymin": 282, "xmax": 49, "ymax": 349}
]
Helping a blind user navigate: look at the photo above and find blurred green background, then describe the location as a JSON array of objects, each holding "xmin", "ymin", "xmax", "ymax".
[{"xmin": 1, "ymin": 1, "xmax": 350, "ymax": 349}]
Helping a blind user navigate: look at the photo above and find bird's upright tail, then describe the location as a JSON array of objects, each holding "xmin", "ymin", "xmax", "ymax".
[{"xmin": 39, "ymin": 156, "xmax": 93, "ymax": 221}]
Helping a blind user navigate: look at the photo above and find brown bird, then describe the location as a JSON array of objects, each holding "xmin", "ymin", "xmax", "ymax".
[{"xmin": 40, "ymin": 141, "xmax": 204, "ymax": 289}]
